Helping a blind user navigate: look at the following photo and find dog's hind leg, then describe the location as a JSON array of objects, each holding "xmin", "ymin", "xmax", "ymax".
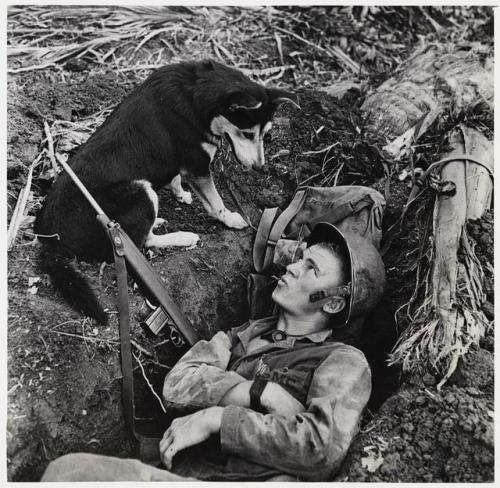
[
  {"xmin": 153, "ymin": 217, "xmax": 167, "ymax": 228},
  {"xmin": 101, "ymin": 180, "xmax": 197, "ymax": 249},
  {"xmin": 127, "ymin": 180, "xmax": 199, "ymax": 249},
  {"xmin": 167, "ymin": 174, "xmax": 193, "ymax": 204},
  {"xmin": 145, "ymin": 231, "xmax": 199, "ymax": 248},
  {"xmin": 187, "ymin": 174, "xmax": 248, "ymax": 229}
]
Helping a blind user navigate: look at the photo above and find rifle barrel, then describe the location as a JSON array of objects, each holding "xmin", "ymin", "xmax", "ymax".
[{"xmin": 55, "ymin": 154, "xmax": 106, "ymax": 217}]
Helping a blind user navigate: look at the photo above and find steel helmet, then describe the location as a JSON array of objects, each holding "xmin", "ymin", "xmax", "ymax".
[{"xmin": 307, "ymin": 222, "xmax": 386, "ymax": 328}]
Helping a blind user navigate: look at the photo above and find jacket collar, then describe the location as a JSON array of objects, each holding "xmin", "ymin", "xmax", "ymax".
[{"xmin": 236, "ymin": 315, "xmax": 332, "ymax": 352}]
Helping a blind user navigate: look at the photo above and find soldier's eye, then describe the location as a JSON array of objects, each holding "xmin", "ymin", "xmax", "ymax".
[{"xmin": 292, "ymin": 248, "xmax": 303, "ymax": 263}]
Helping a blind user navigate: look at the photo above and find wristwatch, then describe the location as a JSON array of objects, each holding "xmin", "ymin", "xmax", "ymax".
[{"xmin": 250, "ymin": 376, "xmax": 268, "ymax": 413}]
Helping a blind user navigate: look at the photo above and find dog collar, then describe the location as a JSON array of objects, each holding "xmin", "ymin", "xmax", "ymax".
[{"xmin": 205, "ymin": 132, "xmax": 222, "ymax": 145}]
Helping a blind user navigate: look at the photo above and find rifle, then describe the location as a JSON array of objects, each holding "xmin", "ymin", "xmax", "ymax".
[{"xmin": 56, "ymin": 153, "xmax": 198, "ymax": 463}]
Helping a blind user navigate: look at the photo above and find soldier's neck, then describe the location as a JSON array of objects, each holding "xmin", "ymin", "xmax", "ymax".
[{"xmin": 276, "ymin": 310, "xmax": 329, "ymax": 336}]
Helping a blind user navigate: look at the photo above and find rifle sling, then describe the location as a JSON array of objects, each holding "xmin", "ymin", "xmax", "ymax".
[
  {"xmin": 109, "ymin": 225, "xmax": 162, "ymax": 465},
  {"xmin": 108, "ymin": 225, "xmax": 136, "ymax": 436}
]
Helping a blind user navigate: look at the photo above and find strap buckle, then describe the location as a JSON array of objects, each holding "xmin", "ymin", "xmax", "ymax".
[
  {"xmin": 108, "ymin": 224, "xmax": 126, "ymax": 257},
  {"xmin": 309, "ymin": 282, "xmax": 352, "ymax": 303}
]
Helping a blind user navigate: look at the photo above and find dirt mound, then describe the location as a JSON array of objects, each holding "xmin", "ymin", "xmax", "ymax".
[{"xmin": 339, "ymin": 352, "xmax": 494, "ymax": 482}]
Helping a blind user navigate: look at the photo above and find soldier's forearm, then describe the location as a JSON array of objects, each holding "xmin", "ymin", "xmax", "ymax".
[{"xmin": 218, "ymin": 380, "xmax": 252, "ymax": 407}]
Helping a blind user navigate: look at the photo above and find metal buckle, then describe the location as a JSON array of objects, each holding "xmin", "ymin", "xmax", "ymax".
[
  {"xmin": 108, "ymin": 224, "xmax": 126, "ymax": 257},
  {"xmin": 309, "ymin": 282, "xmax": 351, "ymax": 303},
  {"xmin": 261, "ymin": 329, "xmax": 288, "ymax": 343}
]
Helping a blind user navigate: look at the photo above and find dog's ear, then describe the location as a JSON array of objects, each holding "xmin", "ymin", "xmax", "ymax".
[
  {"xmin": 226, "ymin": 91, "xmax": 262, "ymax": 112},
  {"xmin": 267, "ymin": 88, "xmax": 301, "ymax": 110},
  {"xmin": 201, "ymin": 59, "xmax": 216, "ymax": 71}
]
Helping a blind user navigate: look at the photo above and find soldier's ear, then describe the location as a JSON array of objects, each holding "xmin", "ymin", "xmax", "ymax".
[
  {"xmin": 267, "ymin": 88, "xmax": 301, "ymax": 109},
  {"xmin": 322, "ymin": 296, "xmax": 346, "ymax": 315}
]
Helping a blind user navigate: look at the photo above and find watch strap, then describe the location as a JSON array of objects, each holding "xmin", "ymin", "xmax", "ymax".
[{"xmin": 250, "ymin": 376, "xmax": 268, "ymax": 413}]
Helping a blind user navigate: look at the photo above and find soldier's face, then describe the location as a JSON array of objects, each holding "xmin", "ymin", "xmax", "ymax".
[{"xmin": 272, "ymin": 245, "xmax": 344, "ymax": 315}]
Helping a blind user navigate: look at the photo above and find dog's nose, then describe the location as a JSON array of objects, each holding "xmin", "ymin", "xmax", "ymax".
[
  {"xmin": 252, "ymin": 163, "xmax": 265, "ymax": 172},
  {"xmin": 252, "ymin": 157, "xmax": 265, "ymax": 170}
]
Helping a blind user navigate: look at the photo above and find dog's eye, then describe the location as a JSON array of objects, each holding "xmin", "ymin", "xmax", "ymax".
[{"xmin": 242, "ymin": 132, "xmax": 254, "ymax": 141}]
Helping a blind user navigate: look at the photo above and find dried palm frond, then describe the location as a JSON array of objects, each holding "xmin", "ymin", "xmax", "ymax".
[
  {"xmin": 389, "ymin": 126, "xmax": 493, "ymax": 389},
  {"xmin": 8, "ymin": 35, "xmax": 127, "ymax": 70},
  {"xmin": 389, "ymin": 229, "xmax": 490, "ymax": 388},
  {"xmin": 7, "ymin": 5, "xmax": 201, "ymax": 72},
  {"xmin": 49, "ymin": 107, "xmax": 114, "ymax": 154}
]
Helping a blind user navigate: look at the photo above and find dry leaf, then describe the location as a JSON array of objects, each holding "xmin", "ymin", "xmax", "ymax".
[
  {"xmin": 28, "ymin": 277, "xmax": 40, "ymax": 286},
  {"xmin": 361, "ymin": 452, "xmax": 384, "ymax": 472}
]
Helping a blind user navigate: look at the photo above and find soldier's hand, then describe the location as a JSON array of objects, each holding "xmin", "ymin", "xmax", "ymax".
[
  {"xmin": 160, "ymin": 406, "xmax": 223, "ymax": 470},
  {"xmin": 261, "ymin": 382, "xmax": 306, "ymax": 416}
]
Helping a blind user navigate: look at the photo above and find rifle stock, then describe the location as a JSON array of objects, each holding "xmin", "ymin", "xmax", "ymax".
[
  {"xmin": 96, "ymin": 215, "xmax": 198, "ymax": 345},
  {"xmin": 121, "ymin": 229, "xmax": 197, "ymax": 345}
]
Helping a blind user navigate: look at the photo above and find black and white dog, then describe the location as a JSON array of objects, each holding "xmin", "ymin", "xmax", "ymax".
[{"xmin": 35, "ymin": 59, "xmax": 298, "ymax": 324}]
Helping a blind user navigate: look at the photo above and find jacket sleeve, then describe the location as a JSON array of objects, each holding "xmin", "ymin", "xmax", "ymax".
[
  {"xmin": 219, "ymin": 344, "xmax": 371, "ymax": 481},
  {"xmin": 162, "ymin": 331, "xmax": 247, "ymax": 413}
]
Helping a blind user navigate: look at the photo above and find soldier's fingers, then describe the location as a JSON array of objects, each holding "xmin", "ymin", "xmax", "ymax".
[
  {"xmin": 161, "ymin": 428, "xmax": 170, "ymax": 441},
  {"xmin": 162, "ymin": 444, "xmax": 178, "ymax": 470},
  {"xmin": 160, "ymin": 432, "xmax": 174, "ymax": 449},
  {"xmin": 159, "ymin": 432, "xmax": 174, "ymax": 456}
]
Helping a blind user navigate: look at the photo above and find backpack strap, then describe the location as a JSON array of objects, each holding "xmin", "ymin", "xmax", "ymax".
[
  {"xmin": 253, "ymin": 189, "xmax": 308, "ymax": 273},
  {"xmin": 253, "ymin": 207, "xmax": 280, "ymax": 273}
]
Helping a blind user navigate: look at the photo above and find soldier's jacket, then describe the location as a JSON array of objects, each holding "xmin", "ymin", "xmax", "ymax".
[{"xmin": 162, "ymin": 316, "xmax": 371, "ymax": 481}]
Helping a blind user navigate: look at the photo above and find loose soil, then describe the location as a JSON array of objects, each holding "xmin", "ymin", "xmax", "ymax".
[
  {"xmin": 338, "ymin": 348, "xmax": 494, "ymax": 482},
  {"xmin": 7, "ymin": 6, "xmax": 493, "ymax": 483}
]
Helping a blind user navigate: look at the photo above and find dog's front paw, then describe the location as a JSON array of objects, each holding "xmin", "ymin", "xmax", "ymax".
[
  {"xmin": 223, "ymin": 211, "xmax": 248, "ymax": 229},
  {"xmin": 176, "ymin": 190, "xmax": 193, "ymax": 205},
  {"xmin": 176, "ymin": 231, "xmax": 200, "ymax": 248}
]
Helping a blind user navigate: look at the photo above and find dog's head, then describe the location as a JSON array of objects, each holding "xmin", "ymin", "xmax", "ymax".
[{"xmin": 195, "ymin": 60, "xmax": 300, "ymax": 169}]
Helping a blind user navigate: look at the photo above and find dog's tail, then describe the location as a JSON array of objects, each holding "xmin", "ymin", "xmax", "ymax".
[{"xmin": 39, "ymin": 242, "xmax": 108, "ymax": 325}]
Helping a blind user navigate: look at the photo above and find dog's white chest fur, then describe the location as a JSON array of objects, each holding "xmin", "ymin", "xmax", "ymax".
[{"xmin": 201, "ymin": 142, "xmax": 218, "ymax": 161}]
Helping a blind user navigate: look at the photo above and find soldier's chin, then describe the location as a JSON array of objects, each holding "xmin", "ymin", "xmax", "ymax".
[{"xmin": 271, "ymin": 287, "xmax": 285, "ymax": 307}]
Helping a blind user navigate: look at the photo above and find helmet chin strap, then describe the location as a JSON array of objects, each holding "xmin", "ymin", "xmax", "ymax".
[{"xmin": 309, "ymin": 283, "xmax": 351, "ymax": 303}]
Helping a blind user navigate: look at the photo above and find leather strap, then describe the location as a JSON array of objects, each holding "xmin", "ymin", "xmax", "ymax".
[
  {"xmin": 309, "ymin": 282, "xmax": 351, "ymax": 303},
  {"xmin": 249, "ymin": 377, "xmax": 268, "ymax": 413},
  {"xmin": 380, "ymin": 153, "xmax": 493, "ymax": 256},
  {"xmin": 253, "ymin": 189, "xmax": 308, "ymax": 273},
  {"xmin": 109, "ymin": 224, "xmax": 163, "ymax": 466},
  {"xmin": 253, "ymin": 207, "xmax": 281, "ymax": 273},
  {"xmin": 403, "ymin": 154, "xmax": 493, "ymax": 218},
  {"xmin": 108, "ymin": 225, "xmax": 136, "ymax": 438}
]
